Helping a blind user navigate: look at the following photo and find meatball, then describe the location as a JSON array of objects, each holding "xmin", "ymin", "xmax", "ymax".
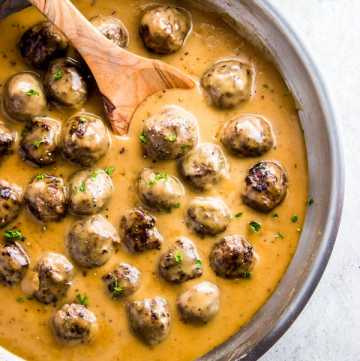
[
  {"xmin": 0, "ymin": 180, "xmax": 23, "ymax": 228},
  {"xmin": 32, "ymin": 252, "xmax": 74, "ymax": 304},
  {"xmin": 67, "ymin": 215, "xmax": 120, "ymax": 268},
  {"xmin": 127, "ymin": 297, "xmax": 170, "ymax": 345},
  {"xmin": 18, "ymin": 21, "xmax": 68, "ymax": 69},
  {"xmin": 120, "ymin": 207, "xmax": 163, "ymax": 253},
  {"xmin": 20, "ymin": 116, "xmax": 61, "ymax": 166},
  {"xmin": 0, "ymin": 122, "xmax": 16, "ymax": 157},
  {"xmin": 221, "ymin": 114, "xmax": 274, "ymax": 157},
  {"xmin": 91, "ymin": 15, "xmax": 129, "ymax": 48},
  {"xmin": 186, "ymin": 197, "xmax": 231, "ymax": 236},
  {"xmin": 102, "ymin": 263, "xmax": 141, "ymax": 299},
  {"xmin": 242, "ymin": 161, "xmax": 288, "ymax": 212},
  {"xmin": 69, "ymin": 169, "xmax": 113, "ymax": 215},
  {"xmin": 62, "ymin": 113, "xmax": 110, "ymax": 167},
  {"xmin": 210, "ymin": 235, "xmax": 257, "ymax": 279},
  {"xmin": 177, "ymin": 281, "xmax": 219, "ymax": 324},
  {"xmin": 159, "ymin": 237, "xmax": 203, "ymax": 284},
  {"xmin": 138, "ymin": 168, "xmax": 185, "ymax": 212},
  {"xmin": 141, "ymin": 106, "xmax": 198, "ymax": 160},
  {"xmin": 52, "ymin": 303, "xmax": 98, "ymax": 345},
  {"xmin": 179, "ymin": 143, "xmax": 229, "ymax": 190},
  {"xmin": 44, "ymin": 58, "xmax": 88, "ymax": 107},
  {"xmin": 0, "ymin": 242, "xmax": 29, "ymax": 286},
  {"xmin": 25, "ymin": 174, "xmax": 68, "ymax": 222},
  {"xmin": 3, "ymin": 72, "xmax": 47, "ymax": 122},
  {"xmin": 201, "ymin": 59, "xmax": 255, "ymax": 109},
  {"xmin": 139, "ymin": 5, "xmax": 192, "ymax": 55}
]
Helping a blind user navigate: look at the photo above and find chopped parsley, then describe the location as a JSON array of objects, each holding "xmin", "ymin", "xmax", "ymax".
[
  {"xmin": 291, "ymin": 214, "xmax": 299, "ymax": 223},
  {"xmin": 195, "ymin": 259, "xmax": 202, "ymax": 269},
  {"xmin": 90, "ymin": 170, "xmax": 100, "ymax": 180},
  {"xmin": 249, "ymin": 221, "xmax": 261, "ymax": 233},
  {"xmin": 16, "ymin": 296, "xmax": 26, "ymax": 303},
  {"xmin": 234, "ymin": 212, "xmax": 243, "ymax": 218},
  {"xmin": 240, "ymin": 271, "xmax": 252, "ymax": 279},
  {"xmin": 111, "ymin": 279, "xmax": 124, "ymax": 298},
  {"xmin": 148, "ymin": 172, "xmax": 168, "ymax": 187},
  {"xmin": 35, "ymin": 174, "xmax": 45, "ymax": 181},
  {"xmin": 308, "ymin": 197, "xmax": 314, "ymax": 206},
  {"xmin": 53, "ymin": 68, "xmax": 64, "ymax": 81},
  {"xmin": 272, "ymin": 213, "xmax": 279, "ymax": 219},
  {"xmin": 173, "ymin": 202, "xmax": 181, "ymax": 209},
  {"xmin": 25, "ymin": 89, "xmax": 39, "ymax": 96},
  {"xmin": 4, "ymin": 229, "xmax": 25, "ymax": 241},
  {"xmin": 174, "ymin": 250, "xmax": 183, "ymax": 264},
  {"xmin": 164, "ymin": 133, "xmax": 177, "ymax": 142},
  {"xmin": 32, "ymin": 139, "xmax": 45, "ymax": 149},
  {"xmin": 76, "ymin": 293, "xmax": 89, "ymax": 306},
  {"xmin": 139, "ymin": 132, "xmax": 148, "ymax": 144},
  {"xmin": 79, "ymin": 181, "xmax": 86, "ymax": 192},
  {"xmin": 104, "ymin": 166, "xmax": 115, "ymax": 176},
  {"xmin": 275, "ymin": 232, "xmax": 285, "ymax": 239}
]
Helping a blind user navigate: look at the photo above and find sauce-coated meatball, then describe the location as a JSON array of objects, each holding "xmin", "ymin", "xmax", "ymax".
[
  {"xmin": 141, "ymin": 106, "xmax": 198, "ymax": 160},
  {"xmin": 127, "ymin": 297, "xmax": 170, "ymax": 345},
  {"xmin": 25, "ymin": 174, "xmax": 68, "ymax": 222},
  {"xmin": 210, "ymin": 235, "xmax": 257, "ymax": 279},
  {"xmin": 138, "ymin": 168, "xmax": 185, "ymax": 212},
  {"xmin": 139, "ymin": 5, "xmax": 192, "ymax": 54},
  {"xmin": 0, "ymin": 180, "xmax": 23, "ymax": 228},
  {"xmin": 186, "ymin": 197, "xmax": 231, "ymax": 236},
  {"xmin": 221, "ymin": 114, "xmax": 274, "ymax": 157},
  {"xmin": 91, "ymin": 15, "xmax": 129, "ymax": 48},
  {"xmin": 0, "ymin": 242, "xmax": 29, "ymax": 286},
  {"xmin": 242, "ymin": 161, "xmax": 288, "ymax": 212},
  {"xmin": 201, "ymin": 59, "xmax": 255, "ymax": 109},
  {"xmin": 179, "ymin": 143, "xmax": 229, "ymax": 190},
  {"xmin": 20, "ymin": 116, "xmax": 61, "ymax": 166},
  {"xmin": 0, "ymin": 122, "xmax": 15, "ymax": 157},
  {"xmin": 159, "ymin": 237, "xmax": 203, "ymax": 283},
  {"xmin": 3, "ymin": 72, "xmax": 47, "ymax": 122},
  {"xmin": 52, "ymin": 303, "xmax": 98, "ymax": 345},
  {"xmin": 18, "ymin": 21, "xmax": 68, "ymax": 69},
  {"xmin": 62, "ymin": 113, "xmax": 110, "ymax": 167},
  {"xmin": 120, "ymin": 207, "xmax": 163, "ymax": 253},
  {"xmin": 69, "ymin": 169, "xmax": 113, "ymax": 215},
  {"xmin": 177, "ymin": 281, "xmax": 219, "ymax": 324},
  {"xmin": 32, "ymin": 252, "xmax": 74, "ymax": 304},
  {"xmin": 67, "ymin": 215, "xmax": 120, "ymax": 268},
  {"xmin": 102, "ymin": 263, "xmax": 141, "ymax": 299}
]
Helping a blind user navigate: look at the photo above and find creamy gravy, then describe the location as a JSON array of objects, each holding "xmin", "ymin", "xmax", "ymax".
[{"xmin": 0, "ymin": 0, "xmax": 308, "ymax": 360}]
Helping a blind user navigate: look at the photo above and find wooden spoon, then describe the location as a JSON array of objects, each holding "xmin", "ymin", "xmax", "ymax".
[{"xmin": 28, "ymin": 0, "xmax": 195, "ymax": 135}]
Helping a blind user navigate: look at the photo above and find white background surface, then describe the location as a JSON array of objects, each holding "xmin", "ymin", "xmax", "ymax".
[{"xmin": 261, "ymin": 1, "xmax": 360, "ymax": 360}]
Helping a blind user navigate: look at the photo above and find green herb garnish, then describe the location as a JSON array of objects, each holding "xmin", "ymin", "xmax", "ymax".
[
  {"xmin": 195, "ymin": 259, "xmax": 202, "ymax": 269},
  {"xmin": 164, "ymin": 133, "xmax": 177, "ymax": 142},
  {"xmin": 76, "ymin": 293, "xmax": 89, "ymax": 306},
  {"xmin": 16, "ymin": 296, "xmax": 26, "ymax": 303},
  {"xmin": 35, "ymin": 174, "xmax": 45, "ymax": 181},
  {"xmin": 32, "ymin": 139, "xmax": 45, "ymax": 149},
  {"xmin": 240, "ymin": 271, "xmax": 252, "ymax": 279},
  {"xmin": 4, "ymin": 229, "xmax": 24, "ymax": 241},
  {"xmin": 53, "ymin": 68, "xmax": 63, "ymax": 81},
  {"xmin": 111, "ymin": 278, "xmax": 124, "ymax": 297},
  {"xmin": 79, "ymin": 181, "xmax": 86, "ymax": 192},
  {"xmin": 291, "ymin": 215, "xmax": 299, "ymax": 223},
  {"xmin": 25, "ymin": 89, "xmax": 39, "ymax": 96},
  {"xmin": 90, "ymin": 170, "xmax": 100, "ymax": 180},
  {"xmin": 275, "ymin": 232, "xmax": 285, "ymax": 239},
  {"xmin": 148, "ymin": 172, "xmax": 168, "ymax": 187},
  {"xmin": 174, "ymin": 250, "xmax": 183, "ymax": 264},
  {"xmin": 249, "ymin": 221, "xmax": 261, "ymax": 233},
  {"xmin": 173, "ymin": 203, "xmax": 181, "ymax": 209},
  {"xmin": 139, "ymin": 132, "xmax": 148, "ymax": 144},
  {"xmin": 272, "ymin": 213, "xmax": 279, "ymax": 219},
  {"xmin": 104, "ymin": 166, "xmax": 115, "ymax": 176},
  {"xmin": 234, "ymin": 212, "xmax": 243, "ymax": 218}
]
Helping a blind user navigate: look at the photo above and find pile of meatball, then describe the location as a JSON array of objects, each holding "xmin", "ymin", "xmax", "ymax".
[{"xmin": 0, "ymin": 5, "xmax": 289, "ymax": 347}]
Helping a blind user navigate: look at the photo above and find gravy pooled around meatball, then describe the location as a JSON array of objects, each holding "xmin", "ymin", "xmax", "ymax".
[
  {"xmin": 69, "ymin": 169, "xmax": 113, "ymax": 215},
  {"xmin": 127, "ymin": 297, "xmax": 170, "ymax": 345},
  {"xmin": 18, "ymin": 21, "xmax": 68, "ymax": 69},
  {"xmin": 177, "ymin": 281, "xmax": 219, "ymax": 324},
  {"xmin": 140, "ymin": 106, "xmax": 198, "ymax": 161},
  {"xmin": 0, "ymin": 180, "xmax": 23, "ymax": 228},
  {"xmin": 44, "ymin": 58, "xmax": 88, "ymax": 107},
  {"xmin": 221, "ymin": 114, "xmax": 274, "ymax": 157},
  {"xmin": 102, "ymin": 263, "xmax": 141, "ymax": 299},
  {"xmin": 201, "ymin": 59, "xmax": 255, "ymax": 109},
  {"xmin": 3, "ymin": 72, "xmax": 47, "ymax": 122},
  {"xmin": 20, "ymin": 116, "xmax": 61, "ymax": 166},
  {"xmin": 120, "ymin": 207, "xmax": 163, "ymax": 253},
  {"xmin": 52, "ymin": 303, "xmax": 98, "ymax": 345},
  {"xmin": 138, "ymin": 168, "xmax": 185, "ymax": 212},
  {"xmin": 210, "ymin": 235, "xmax": 257, "ymax": 279},
  {"xmin": 0, "ymin": 122, "xmax": 16, "ymax": 157},
  {"xmin": 62, "ymin": 113, "xmax": 110, "ymax": 167},
  {"xmin": 186, "ymin": 197, "xmax": 231, "ymax": 236},
  {"xmin": 159, "ymin": 237, "xmax": 203, "ymax": 283},
  {"xmin": 179, "ymin": 143, "xmax": 229, "ymax": 190},
  {"xmin": 139, "ymin": 5, "xmax": 192, "ymax": 55},
  {"xmin": 0, "ymin": 242, "xmax": 29, "ymax": 286},
  {"xmin": 242, "ymin": 161, "xmax": 288, "ymax": 212},
  {"xmin": 91, "ymin": 15, "xmax": 129, "ymax": 48},
  {"xmin": 67, "ymin": 215, "xmax": 120, "ymax": 268},
  {"xmin": 25, "ymin": 174, "xmax": 68, "ymax": 222}
]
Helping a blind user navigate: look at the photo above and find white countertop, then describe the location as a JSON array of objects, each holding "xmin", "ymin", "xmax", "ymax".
[{"xmin": 261, "ymin": 1, "xmax": 360, "ymax": 360}]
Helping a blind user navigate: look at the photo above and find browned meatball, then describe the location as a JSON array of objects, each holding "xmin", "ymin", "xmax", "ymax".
[
  {"xmin": 0, "ymin": 122, "xmax": 16, "ymax": 157},
  {"xmin": 20, "ymin": 116, "xmax": 62, "ymax": 166},
  {"xmin": 0, "ymin": 180, "xmax": 23, "ymax": 228},
  {"xmin": 210, "ymin": 235, "xmax": 257, "ymax": 279},
  {"xmin": 25, "ymin": 174, "xmax": 68, "ymax": 222},
  {"xmin": 0, "ymin": 242, "xmax": 29, "ymax": 286},
  {"xmin": 102, "ymin": 263, "xmax": 141, "ymax": 299},
  {"xmin": 52, "ymin": 303, "xmax": 98, "ymax": 345},
  {"xmin": 242, "ymin": 161, "xmax": 288, "ymax": 212},
  {"xmin": 127, "ymin": 297, "xmax": 170, "ymax": 345},
  {"xmin": 91, "ymin": 15, "xmax": 129, "ymax": 48},
  {"xmin": 159, "ymin": 237, "xmax": 203, "ymax": 283},
  {"xmin": 18, "ymin": 21, "xmax": 68, "ymax": 69},
  {"xmin": 139, "ymin": 5, "xmax": 192, "ymax": 54},
  {"xmin": 201, "ymin": 59, "xmax": 255, "ymax": 109}
]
